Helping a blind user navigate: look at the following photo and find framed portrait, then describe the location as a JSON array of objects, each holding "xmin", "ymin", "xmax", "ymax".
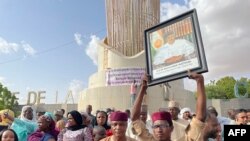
[{"xmin": 144, "ymin": 9, "xmax": 208, "ymax": 86}]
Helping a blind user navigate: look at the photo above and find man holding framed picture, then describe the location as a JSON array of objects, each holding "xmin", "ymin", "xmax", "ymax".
[
  {"xmin": 131, "ymin": 71, "xmax": 220, "ymax": 141},
  {"xmin": 144, "ymin": 9, "xmax": 208, "ymax": 86}
]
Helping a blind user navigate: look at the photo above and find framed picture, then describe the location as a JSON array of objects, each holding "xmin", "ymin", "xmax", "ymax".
[{"xmin": 144, "ymin": 9, "xmax": 208, "ymax": 86}]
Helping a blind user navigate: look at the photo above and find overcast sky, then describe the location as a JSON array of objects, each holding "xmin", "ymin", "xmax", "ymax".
[
  {"xmin": 84, "ymin": 0, "xmax": 250, "ymax": 91},
  {"xmin": 164, "ymin": 0, "xmax": 250, "ymax": 90}
]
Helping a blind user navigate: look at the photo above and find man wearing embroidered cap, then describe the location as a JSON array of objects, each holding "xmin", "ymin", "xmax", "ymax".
[
  {"xmin": 167, "ymin": 100, "xmax": 189, "ymax": 141},
  {"xmin": 101, "ymin": 111, "xmax": 136, "ymax": 141},
  {"xmin": 151, "ymin": 111, "xmax": 173, "ymax": 140},
  {"xmin": 131, "ymin": 71, "xmax": 208, "ymax": 141}
]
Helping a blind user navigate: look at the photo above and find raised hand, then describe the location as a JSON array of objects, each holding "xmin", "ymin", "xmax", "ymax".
[
  {"xmin": 187, "ymin": 70, "xmax": 204, "ymax": 82},
  {"xmin": 141, "ymin": 74, "xmax": 149, "ymax": 89}
]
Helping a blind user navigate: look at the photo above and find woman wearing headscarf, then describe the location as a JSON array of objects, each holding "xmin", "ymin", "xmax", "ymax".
[
  {"xmin": 28, "ymin": 114, "xmax": 59, "ymax": 141},
  {"xmin": 4, "ymin": 105, "xmax": 38, "ymax": 141},
  {"xmin": 57, "ymin": 110, "xmax": 93, "ymax": 141}
]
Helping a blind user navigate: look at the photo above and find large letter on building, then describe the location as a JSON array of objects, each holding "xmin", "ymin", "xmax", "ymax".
[
  {"xmin": 37, "ymin": 91, "xmax": 46, "ymax": 104},
  {"xmin": 27, "ymin": 91, "xmax": 37, "ymax": 105}
]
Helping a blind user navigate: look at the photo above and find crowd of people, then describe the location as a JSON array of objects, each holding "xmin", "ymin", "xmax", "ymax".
[{"xmin": 0, "ymin": 72, "xmax": 249, "ymax": 141}]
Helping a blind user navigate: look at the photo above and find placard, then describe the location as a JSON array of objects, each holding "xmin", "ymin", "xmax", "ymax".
[{"xmin": 144, "ymin": 9, "xmax": 208, "ymax": 86}]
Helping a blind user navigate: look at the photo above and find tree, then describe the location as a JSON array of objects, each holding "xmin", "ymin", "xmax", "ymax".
[
  {"xmin": 236, "ymin": 77, "xmax": 250, "ymax": 97},
  {"xmin": 0, "ymin": 83, "xmax": 19, "ymax": 115},
  {"xmin": 205, "ymin": 84, "xmax": 227, "ymax": 99},
  {"xmin": 247, "ymin": 78, "xmax": 250, "ymax": 95},
  {"xmin": 203, "ymin": 76, "xmax": 250, "ymax": 99},
  {"xmin": 216, "ymin": 76, "xmax": 236, "ymax": 99}
]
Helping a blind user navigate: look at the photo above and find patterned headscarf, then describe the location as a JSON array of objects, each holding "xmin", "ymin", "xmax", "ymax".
[
  {"xmin": 28, "ymin": 115, "xmax": 59, "ymax": 141},
  {"xmin": 38, "ymin": 115, "xmax": 55, "ymax": 131}
]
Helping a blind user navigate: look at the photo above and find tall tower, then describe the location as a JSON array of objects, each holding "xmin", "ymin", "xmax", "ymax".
[
  {"xmin": 78, "ymin": 0, "xmax": 194, "ymax": 113},
  {"xmin": 103, "ymin": 0, "xmax": 160, "ymax": 68}
]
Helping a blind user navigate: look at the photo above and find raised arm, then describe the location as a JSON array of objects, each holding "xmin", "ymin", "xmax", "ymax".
[
  {"xmin": 188, "ymin": 71, "xmax": 206, "ymax": 122},
  {"xmin": 3, "ymin": 112, "xmax": 14, "ymax": 122},
  {"xmin": 131, "ymin": 75, "xmax": 148, "ymax": 121}
]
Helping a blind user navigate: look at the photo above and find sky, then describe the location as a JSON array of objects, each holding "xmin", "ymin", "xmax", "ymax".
[{"xmin": 0, "ymin": 0, "xmax": 250, "ymax": 104}]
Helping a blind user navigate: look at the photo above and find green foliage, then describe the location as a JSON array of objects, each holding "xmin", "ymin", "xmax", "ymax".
[
  {"xmin": 236, "ymin": 77, "xmax": 250, "ymax": 97},
  {"xmin": 216, "ymin": 76, "xmax": 236, "ymax": 99},
  {"xmin": 204, "ymin": 76, "xmax": 250, "ymax": 99},
  {"xmin": 0, "ymin": 83, "xmax": 19, "ymax": 116},
  {"xmin": 205, "ymin": 84, "xmax": 227, "ymax": 99}
]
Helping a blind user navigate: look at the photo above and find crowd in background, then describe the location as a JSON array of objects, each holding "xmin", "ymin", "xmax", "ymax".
[{"xmin": 0, "ymin": 72, "xmax": 249, "ymax": 141}]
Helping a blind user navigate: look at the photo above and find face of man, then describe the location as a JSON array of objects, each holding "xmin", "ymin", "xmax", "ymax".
[
  {"xmin": 125, "ymin": 110, "xmax": 131, "ymax": 118},
  {"xmin": 55, "ymin": 114, "xmax": 63, "ymax": 122},
  {"xmin": 36, "ymin": 112, "xmax": 44, "ymax": 119},
  {"xmin": 86, "ymin": 105, "xmax": 92, "ymax": 114},
  {"xmin": 110, "ymin": 121, "xmax": 127, "ymax": 138},
  {"xmin": 140, "ymin": 112, "xmax": 147, "ymax": 123},
  {"xmin": 167, "ymin": 34, "xmax": 175, "ymax": 45},
  {"xmin": 168, "ymin": 107, "xmax": 179, "ymax": 120},
  {"xmin": 204, "ymin": 115, "xmax": 221, "ymax": 139},
  {"xmin": 152, "ymin": 120, "xmax": 173, "ymax": 141},
  {"xmin": 183, "ymin": 111, "xmax": 191, "ymax": 120},
  {"xmin": 227, "ymin": 109, "xmax": 236, "ymax": 120},
  {"xmin": 247, "ymin": 111, "xmax": 250, "ymax": 123},
  {"xmin": 235, "ymin": 112, "xmax": 248, "ymax": 125}
]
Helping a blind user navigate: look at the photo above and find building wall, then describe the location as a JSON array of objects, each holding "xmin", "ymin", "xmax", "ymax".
[
  {"xmin": 78, "ymin": 40, "xmax": 195, "ymax": 114},
  {"xmin": 207, "ymin": 98, "xmax": 250, "ymax": 117},
  {"xmin": 17, "ymin": 104, "xmax": 78, "ymax": 116},
  {"xmin": 78, "ymin": 84, "xmax": 197, "ymax": 114},
  {"xmin": 16, "ymin": 98, "xmax": 250, "ymax": 118},
  {"xmin": 78, "ymin": 39, "xmax": 250, "ymax": 116}
]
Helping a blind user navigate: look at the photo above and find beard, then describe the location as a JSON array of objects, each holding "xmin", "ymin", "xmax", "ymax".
[{"xmin": 208, "ymin": 130, "xmax": 218, "ymax": 139}]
